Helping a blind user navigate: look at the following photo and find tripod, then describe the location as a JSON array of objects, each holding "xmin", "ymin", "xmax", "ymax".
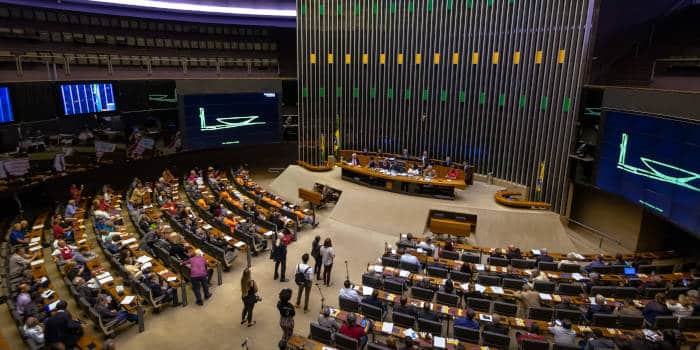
[
  {"xmin": 315, "ymin": 283, "xmax": 326, "ymax": 309},
  {"xmin": 345, "ymin": 260, "xmax": 350, "ymax": 282}
]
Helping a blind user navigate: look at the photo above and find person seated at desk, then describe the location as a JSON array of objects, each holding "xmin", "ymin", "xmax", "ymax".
[
  {"xmin": 398, "ymin": 248, "xmax": 421, "ymax": 269},
  {"xmin": 422, "ymin": 165, "xmax": 436, "ymax": 178},
  {"xmin": 317, "ymin": 307, "xmax": 338, "ymax": 331},
  {"xmin": 22, "ymin": 316, "xmax": 45, "ymax": 347},
  {"xmin": 72, "ymin": 247, "xmax": 95, "ymax": 265},
  {"xmin": 339, "ymin": 313, "xmax": 369, "ymax": 349},
  {"xmin": 95, "ymin": 294, "xmax": 139, "ymax": 324},
  {"xmin": 585, "ymin": 294, "xmax": 613, "ymax": 321},
  {"xmin": 517, "ymin": 323, "xmax": 546, "ymax": 345},
  {"xmin": 380, "ymin": 159, "xmax": 391, "ymax": 170},
  {"xmin": 549, "ymin": 319, "xmax": 577, "ymax": 346},
  {"xmin": 407, "ymin": 164, "xmax": 420, "ymax": 176},
  {"xmin": 418, "ymin": 302, "xmax": 440, "ymax": 322},
  {"xmin": 339, "ymin": 280, "xmax": 361, "ymax": 303},
  {"xmin": 584, "ymin": 254, "xmax": 606, "ymax": 272},
  {"xmin": 367, "ymin": 157, "xmax": 377, "ymax": 168},
  {"xmin": 611, "ymin": 253, "xmax": 627, "ymax": 266},
  {"xmin": 417, "ymin": 237, "xmax": 436, "ymax": 253},
  {"xmin": 614, "ymin": 298, "xmax": 643, "ymax": 317},
  {"xmin": 74, "ymin": 277, "xmax": 99, "ymax": 305},
  {"xmin": 16, "ymin": 283, "xmax": 32, "ymax": 318},
  {"xmin": 535, "ymin": 248, "xmax": 554, "ymax": 263},
  {"xmin": 446, "ymin": 167, "xmax": 459, "ymax": 180},
  {"xmin": 440, "ymin": 239, "xmax": 455, "ymax": 255},
  {"xmin": 394, "ymin": 297, "xmax": 417, "ymax": 317},
  {"xmin": 420, "ymin": 150, "xmax": 429, "ymax": 166},
  {"xmin": 362, "ymin": 289, "xmax": 385, "ymax": 312},
  {"xmin": 10, "ymin": 223, "xmax": 29, "ymax": 245},
  {"xmin": 667, "ymin": 294, "xmax": 694, "ymax": 318},
  {"xmin": 454, "ymin": 308, "xmax": 480, "ymax": 329},
  {"xmin": 145, "ymin": 272, "xmax": 180, "ymax": 307},
  {"xmin": 506, "ymin": 244, "xmax": 522, "ymax": 261},
  {"xmin": 348, "ymin": 153, "xmax": 361, "ymax": 166},
  {"xmin": 51, "ymin": 240, "xmax": 75, "ymax": 266},
  {"xmin": 401, "ymin": 148, "xmax": 410, "ymax": 159},
  {"xmin": 440, "ymin": 278, "xmax": 455, "ymax": 295},
  {"xmin": 483, "ymin": 315, "xmax": 509, "ymax": 335}
]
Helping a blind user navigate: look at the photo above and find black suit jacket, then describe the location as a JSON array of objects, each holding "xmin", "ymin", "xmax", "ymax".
[{"xmin": 45, "ymin": 310, "xmax": 79, "ymax": 346}]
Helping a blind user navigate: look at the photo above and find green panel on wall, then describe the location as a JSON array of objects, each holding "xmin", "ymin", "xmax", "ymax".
[
  {"xmin": 372, "ymin": 2, "xmax": 378, "ymax": 15},
  {"xmin": 479, "ymin": 92, "xmax": 486, "ymax": 105},
  {"xmin": 319, "ymin": 87, "xmax": 325, "ymax": 97},
  {"xmin": 369, "ymin": 87, "xmax": 376, "ymax": 98},
  {"xmin": 387, "ymin": 88, "xmax": 393, "ymax": 99},
  {"xmin": 487, "ymin": 0, "xmax": 494, "ymax": 6},
  {"xmin": 447, "ymin": 0, "xmax": 453, "ymax": 10},
  {"xmin": 337, "ymin": 4, "xmax": 342, "ymax": 15},
  {"xmin": 459, "ymin": 91, "xmax": 466, "ymax": 103},
  {"xmin": 563, "ymin": 97, "xmax": 571, "ymax": 112},
  {"xmin": 422, "ymin": 89, "xmax": 429, "ymax": 101},
  {"xmin": 300, "ymin": 4, "xmax": 307, "ymax": 15},
  {"xmin": 302, "ymin": 87, "xmax": 308, "ymax": 97},
  {"xmin": 519, "ymin": 95, "xmax": 526, "ymax": 108},
  {"xmin": 408, "ymin": 1, "xmax": 414, "ymax": 13},
  {"xmin": 404, "ymin": 89, "xmax": 411, "ymax": 100},
  {"xmin": 353, "ymin": 87, "xmax": 359, "ymax": 98},
  {"xmin": 319, "ymin": 3, "xmax": 324, "ymax": 16},
  {"xmin": 498, "ymin": 93, "xmax": 506, "ymax": 107},
  {"xmin": 440, "ymin": 90, "xmax": 447, "ymax": 102},
  {"xmin": 390, "ymin": 2, "xmax": 397, "ymax": 13},
  {"xmin": 336, "ymin": 87, "xmax": 342, "ymax": 97},
  {"xmin": 541, "ymin": 96, "xmax": 549, "ymax": 110},
  {"xmin": 355, "ymin": 3, "xmax": 361, "ymax": 16},
  {"xmin": 467, "ymin": 0, "xmax": 473, "ymax": 9},
  {"xmin": 427, "ymin": 0, "xmax": 433, "ymax": 12}
]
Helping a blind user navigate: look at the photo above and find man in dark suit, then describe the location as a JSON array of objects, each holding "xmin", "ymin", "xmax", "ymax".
[
  {"xmin": 535, "ymin": 248, "xmax": 554, "ymax": 264},
  {"xmin": 444, "ymin": 156, "xmax": 453, "ymax": 168},
  {"xmin": 349, "ymin": 153, "xmax": 361, "ymax": 166},
  {"xmin": 483, "ymin": 315, "xmax": 509, "ymax": 335},
  {"xmin": 45, "ymin": 300, "xmax": 81, "ymax": 349}
]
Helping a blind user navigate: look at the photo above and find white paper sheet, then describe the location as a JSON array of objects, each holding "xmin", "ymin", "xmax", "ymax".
[
  {"xmin": 381, "ymin": 322, "xmax": 394, "ymax": 333},
  {"xmin": 120, "ymin": 295, "xmax": 135, "ymax": 305},
  {"xmin": 362, "ymin": 286, "xmax": 374, "ymax": 296},
  {"xmin": 433, "ymin": 336, "xmax": 446, "ymax": 348}
]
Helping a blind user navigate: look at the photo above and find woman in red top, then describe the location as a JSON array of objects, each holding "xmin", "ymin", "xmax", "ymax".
[
  {"xmin": 53, "ymin": 215, "xmax": 65, "ymax": 240},
  {"xmin": 516, "ymin": 323, "xmax": 546, "ymax": 344},
  {"xmin": 446, "ymin": 168, "xmax": 459, "ymax": 180}
]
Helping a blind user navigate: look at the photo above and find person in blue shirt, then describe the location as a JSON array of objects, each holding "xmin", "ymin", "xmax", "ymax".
[
  {"xmin": 584, "ymin": 254, "xmax": 607, "ymax": 273},
  {"xmin": 398, "ymin": 249, "xmax": 422, "ymax": 270},
  {"xmin": 454, "ymin": 308, "xmax": 480, "ymax": 329},
  {"xmin": 10, "ymin": 223, "xmax": 28, "ymax": 245},
  {"xmin": 64, "ymin": 200, "xmax": 77, "ymax": 219}
]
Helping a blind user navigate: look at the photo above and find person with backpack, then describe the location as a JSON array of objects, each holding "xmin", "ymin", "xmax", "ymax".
[
  {"xmin": 294, "ymin": 253, "xmax": 313, "ymax": 312},
  {"xmin": 311, "ymin": 235, "xmax": 322, "ymax": 281}
]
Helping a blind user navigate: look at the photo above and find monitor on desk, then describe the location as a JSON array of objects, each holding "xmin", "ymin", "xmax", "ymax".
[{"xmin": 624, "ymin": 267, "xmax": 636, "ymax": 276}]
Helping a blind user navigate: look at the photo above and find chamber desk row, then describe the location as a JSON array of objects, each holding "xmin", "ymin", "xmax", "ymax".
[{"xmin": 339, "ymin": 163, "xmax": 466, "ymax": 200}]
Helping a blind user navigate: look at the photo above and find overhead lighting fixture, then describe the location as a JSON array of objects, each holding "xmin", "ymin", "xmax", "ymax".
[{"xmin": 85, "ymin": 0, "xmax": 296, "ymax": 17}]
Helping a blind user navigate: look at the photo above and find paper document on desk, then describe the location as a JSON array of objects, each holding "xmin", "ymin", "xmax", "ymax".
[
  {"xmin": 321, "ymin": 347, "xmax": 337, "ymax": 350},
  {"xmin": 121, "ymin": 238, "xmax": 136, "ymax": 246},
  {"xmin": 264, "ymin": 231, "xmax": 274, "ymax": 237},
  {"xmin": 41, "ymin": 290, "xmax": 55, "ymax": 299},
  {"xmin": 167, "ymin": 277, "xmax": 178, "ymax": 282},
  {"xmin": 416, "ymin": 248, "xmax": 425, "ymax": 254},
  {"xmin": 491, "ymin": 287, "xmax": 504, "ymax": 294},
  {"xmin": 589, "ymin": 297, "xmax": 596, "ymax": 304},
  {"xmin": 203, "ymin": 224, "xmax": 212, "ymax": 230},
  {"xmin": 539, "ymin": 293, "xmax": 553, "ymax": 301},
  {"xmin": 433, "ymin": 336, "xmax": 446, "ymax": 349},
  {"xmin": 474, "ymin": 284, "xmax": 487, "ymax": 293},
  {"xmin": 97, "ymin": 272, "xmax": 111, "ymax": 280},
  {"xmin": 234, "ymin": 241, "xmax": 246, "ymax": 248},
  {"xmin": 572, "ymin": 273, "xmax": 584, "ymax": 281},
  {"xmin": 78, "ymin": 239, "xmax": 87, "ymax": 244},
  {"xmin": 31, "ymin": 259, "xmax": 44, "ymax": 266},
  {"xmin": 531, "ymin": 249, "xmax": 541, "ymax": 255},
  {"xmin": 98, "ymin": 276, "xmax": 114, "ymax": 284},
  {"xmin": 47, "ymin": 300, "xmax": 61, "ymax": 312},
  {"xmin": 120, "ymin": 296, "xmax": 135, "ymax": 305},
  {"xmin": 136, "ymin": 256, "xmax": 152, "ymax": 264},
  {"xmin": 30, "ymin": 237, "xmax": 41, "ymax": 243},
  {"xmin": 29, "ymin": 245, "xmax": 41, "ymax": 252},
  {"xmin": 399, "ymin": 270, "xmax": 411, "ymax": 278},
  {"xmin": 475, "ymin": 264, "xmax": 485, "ymax": 271},
  {"xmin": 223, "ymin": 235, "xmax": 233, "ymax": 241},
  {"xmin": 362, "ymin": 286, "xmax": 374, "ymax": 296},
  {"xmin": 373, "ymin": 265, "xmax": 383, "ymax": 273},
  {"xmin": 381, "ymin": 322, "xmax": 394, "ymax": 334},
  {"xmin": 402, "ymin": 328, "xmax": 418, "ymax": 340},
  {"xmin": 460, "ymin": 283, "xmax": 470, "ymax": 291}
]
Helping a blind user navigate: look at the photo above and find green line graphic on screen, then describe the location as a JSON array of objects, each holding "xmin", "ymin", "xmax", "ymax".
[
  {"xmin": 148, "ymin": 94, "xmax": 177, "ymax": 103},
  {"xmin": 198, "ymin": 107, "xmax": 266, "ymax": 131},
  {"xmin": 617, "ymin": 133, "xmax": 700, "ymax": 192},
  {"xmin": 638, "ymin": 200, "xmax": 664, "ymax": 213}
]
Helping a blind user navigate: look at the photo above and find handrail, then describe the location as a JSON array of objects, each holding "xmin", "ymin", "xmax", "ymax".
[{"xmin": 568, "ymin": 218, "xmax": 623, "ymax": 248}]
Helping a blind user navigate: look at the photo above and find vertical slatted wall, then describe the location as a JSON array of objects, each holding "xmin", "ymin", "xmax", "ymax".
[{"xmin": 297, "ymin": 0, "xmax": 596, "ymax": 212}]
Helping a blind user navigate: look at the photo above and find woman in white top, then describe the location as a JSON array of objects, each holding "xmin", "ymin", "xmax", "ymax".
[
  {"xmin": 667, "ymin": 295, "xmax": 694, "ymax": 318},
  {"xmin": 407, "ymin": 164, "xmax": 420, "ymax": 176},
  {"xmin": 320, "ymin": 238, "xmax": 335, "ymax": 287}
]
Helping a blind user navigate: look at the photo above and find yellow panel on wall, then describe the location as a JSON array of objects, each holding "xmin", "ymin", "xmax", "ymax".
[
  {"xmin": 397, "ymin": 53, "xmax": 404, "ymax": 65},
  {"xmin": 492, "ymin": 51, "xmax": 499, "ymax": 65},
  {"xmin": 328, "ymin": 53, "xmax": 334, "ymax": 64},
  {"xmin": 433, "ymin": 53, "xmax": 440, "ymax": 65},
  {"xmin": 472, "ymin": 52, "xmax": 479, "ymax": 65},
  {"xmin": 558, "ymin": 49, "xmax": 566, "ymax": 64},
  {"xmin": 345, "ymin": 53, "xmax": 351, "ymax": 64},
  {"xmin": 362, "ymin": 53, "xmax": 368, "ymax": 65},
  {"xmin": 452, "ymin": 53, "xmax": 459, "ymax": 65},
  {"xmin": 310, "ymin": 53, "xmax": 316, "ymax": 64},
  {"xmin": 535, "ymin": 50, "xmax": 543, "ymax": 64},
  {"xmin": 380, "ymin": 53, "xmax": 386, "ymax": 65},
  {"xmin": 513, "ymin": 51, "xmax": 521, "ymax": 65},
  {"xmin": 415, "ymin": 53, "xmax": 422, "ymax": 65}
]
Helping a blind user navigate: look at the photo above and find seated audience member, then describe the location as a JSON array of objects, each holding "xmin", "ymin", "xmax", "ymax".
[
  {"xmin": 517, "ymin": 323, "xmax": 546, "ymax": 345},
  {"xmin": 22, "ymin": 316, "xmax": 45, "ymax": 346},
  {"xmin": 441, "ymin": 239, "xmax": 455, "ymax": 253},
  {"xmin": 95, "ymin": 295, "xmax": 138, "ymax": 323},
  {"xmin": 612, "ymin": 253, "xmax": 626, "ymax": 266},
  {"xmin": 535, "ymin": 248, "xmax": 554, "ymax": 263},
  {"xmin": 52, "ymin": 215, "xmax": 73, "ymax": 241},
  {"xmin": 23, "ymin": 293, "xmax": 47, "ymax": 321},
  {"xmin": 72, "ymin": 247, "xmax": 95, "ymax": 265},
  {"xmin": 394, "ymin": 297, "xmax": 417, "ymax": 317},
  {"xmin": 418, "ymin": 302, "xmax": 440, "ymax": 322},
  {"xmin": 614, "ymin": 298, "xmax": 643, "ymax": 317},
  {"xmin": 667, "ymin": 294, "xmax": 694, "ymax": 318},
  {"xmin": 583, "ymin": 272, "xmax": 601, "ymax": 295},
  {"xmin": 339, "ymin": 313, "xmax": 369, "ymax": 349},
  {"xmin": 367, "ymin": 157, "xmax": 377, "ymax": 168},
  {"xmin": 584, "ymin": 328, "xmax": 615, "ymax": 350},
  {"xmin": 463, "ymin": 283, "xmax": 484, "ymax": 301},
  {"xmin": 407, "ymin": 164, "xmax": 420, "ymax": 176},
  {"xmin": 556, "ymin": 296, "xmax": 581, "ymax": 311},
  {"xmin": 74, "ymin": 277, "xmax": 99, "ymax": 305},
  {"xmin": 483, "ymin": 315, "xmax": 509, "ymax": 335},
  {"xmin": 506, "ymin": 244, "xmax": 522, "ymax": 261},
  {"xmin": 402, "ymin": 336, "xmax": 418, "ymax": 350},
  {"xmin": 454, "ymin": 308, "xmax": 480, "ymax": 329},
  {"xmin": 51, "ymin": 240, "xmax": 75, "ymax": 265},
  {"xmin": 10, "ymin": 223, "xmax": 29, "ymax": 245},
  {"xmin": 529, "ymin": 269, "xmax": 550, "ymax": 283},
  {"xmin": 64, "ymin": 199, "xmax": 79, "ymax": 219},
  {"xmin": 445, "ymin": 167, "xmax": 459, "ymax": 180},
  {"xmin": 586, "ymin": 294, "xmax": 613, "ymax": 321},
  {"xmin": 16, "ymin": 283, "xmax": 32, "ymax": 317},
  {"xmin": 417, "ymin": 237, "xmax": 436, "ymax": 253},
  {"xmin": 514, "ymin": 284, "xmax": 541, "ymax": 318},
  {"xmin": 441, "ymin": 278, "xmax": 455, "ymax": 295},
  {"xmin": 339, "ymin": 280, "xmax": 361, "ymax": 303},
  {"xmin": 422, "ymin": 165, "xmax": 436, "ymax": 178},
  {"xmin": 584, "ymin": 255, "xmax": 607, "ymax": 273},
  {"xmin": 9, "ymin": 246, "xmax": 35, "ymax": 289},
  {"xmin": 549, "ymin": 318, "xmax": 577, "ymax": 346},
  {"xmin": 362, "ymin": 289, "xmax": 385, "ymax": 312},
  {"xmin": 144, "ymin": 272, "xmax": 180, "ymax": 307},
  {"xmin": 398, "ymin": 249, "xmax": 421, "ymax": 269},
  {"xmin": 317, "ymin": 307, "xmax": 338, "ymax": 331},
  {"xmin": 103, "ymin": 235, "xmax": 122, "ymax": 255}
]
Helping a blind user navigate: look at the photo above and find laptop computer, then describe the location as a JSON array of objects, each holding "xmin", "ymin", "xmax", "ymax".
[{"xmin": 624, "ymin": 266, "xmax": 636, "ymax": 276}]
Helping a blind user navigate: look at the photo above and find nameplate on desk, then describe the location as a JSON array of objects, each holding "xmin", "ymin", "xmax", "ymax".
[
  {"xmin": 474, "ymin": 284, "xmax": 486, "ymax": 293},
  {"xmin": 263, "ymin": 231, "xmax": 274, "ymax": 237},
  {"xmin": 30, "ymin": 237, "xmax": 41, "ymax": 243},
  {"xmin": 41, "ymin": 289, "xmax": 55, "ymax": 299},
  {"xmin": 223, "ymin": 235, "xmax": 233, "ymax": 241},
  {"xmin": 479, "ymin": 314, "xmax": 493, "ymax": 322},
  {"xmin": 373, "ymin": 266, "xmax": 383, "ymax": 273},
  {"xmin": 31, "ymin": 259, "xmax": 44, "ymax": 266},
  {"xmin": 32, "ymin": 224, "xmax": 44, "ymax": 230},
  {"xmin": 143, "ymin": 205, "xmax": 153, "ymax": 209},
  {"xmin": 98, "ymin": 276, "xmax": 114, "ymax": 284},
  {"xmin": 120, "ymin": 295, "xmax": 135, "ymax": 305},
  {"xmin": 96, "ymin": 272, "xmax": 111, "ymax": 280},
  {"xmin": 29, "ymin": 246, "xmax": 41, "ymax": 252}
]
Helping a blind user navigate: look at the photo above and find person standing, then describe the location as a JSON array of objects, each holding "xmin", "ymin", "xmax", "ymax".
[
  {"xmin": 273, "ymin": 233, "xmax": 289, "ymax": 282},
  {"xmin": 320, "ymin": 238, "xmax": 335, "ymax": 287},
  {"xmin": 294, "ymin": 253, "xmax": 313, "ymax": 313},
  {"xmin": 277, "ymin": 288, "xmax": 295, "ymax": 343},
  {"xmin": 182, "ymin": 250, "xmax": 211, "ymax": 305},
  {"xmin": 311, "ymin": 236, "xmax": 323, "ymax": 281},
  {"xmin": 240, "ymin": 267, "xmax": 260, "ymax": 327}
]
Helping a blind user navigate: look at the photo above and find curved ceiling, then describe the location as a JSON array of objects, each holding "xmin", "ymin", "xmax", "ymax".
[{"xmin": 2, "ymin": 0, "xmax": 297, "ymax": 27}]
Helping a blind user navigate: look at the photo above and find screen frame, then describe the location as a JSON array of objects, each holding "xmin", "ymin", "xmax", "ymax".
[{"xmin": 58, "ymin": 81, "xmax": 119, "ymax": 116}]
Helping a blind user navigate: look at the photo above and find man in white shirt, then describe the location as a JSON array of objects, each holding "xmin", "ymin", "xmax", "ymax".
[
  {"xmin": 294, "ymin": 253, "xmax": 313, "ymax": 312},
  {"xmin": 417, "ymin": 238, "xmax": 436, "ymax": 253},
  {"xmin": 22, "ymin": 316, "xmax": 44, "ymax": 346},
  {"xmin": 399, "ymin": 248, "xmax": 422, "ymax": 269},
  {"xmin": 339, "ymin": 280, "xmax": 360, "ymax": 303}
]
